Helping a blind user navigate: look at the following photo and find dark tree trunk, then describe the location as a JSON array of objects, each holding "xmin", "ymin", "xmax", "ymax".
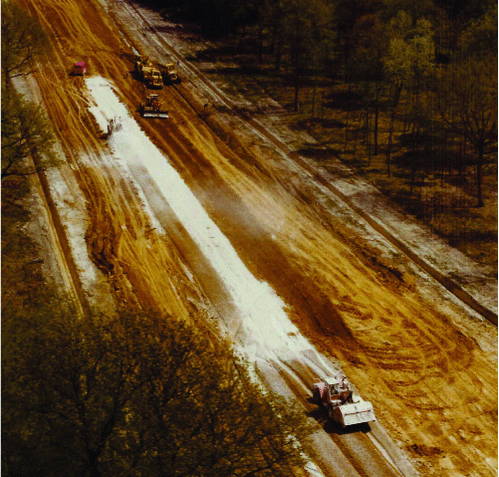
[
  {"xmin": 311, "ymin": 72, "xmax": 317, "ymax": 117},
  {"xmin": 373, "ymin": 86, "xmax": 380, "ymax": 155},
  {"xmin": 476, "ymin": 145, "xmax": 484, "ymax": 207},
  {"xmin": 386, "ymin": 83, "xmax": 403, "ymax": 177},
  {"xmin": 294, "ymin": 67, "xmax": 300, "ymax": 112},
  {"xmin": 88, "ymin": 449, "xmax": 102, "ymax": 477},
  {"xmin": 258, "ymin": 25, "xmax": 263, "ymax": 64}
]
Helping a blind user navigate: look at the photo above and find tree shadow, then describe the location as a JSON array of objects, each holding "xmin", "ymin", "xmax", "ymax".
[
  {"xmin": 324, "ymin": 90, "xmax": 365, "ymax": 112},
  {"xmin": 296, "ymin": 117, "xmax": 346, "ymax": 130},
  {"xmin": 145, "ymin": 23, "xmax": 203, "ymax": 42},
  {"xmin": 296, "ymin": 145, "xmax": 341, "ymax": 161}
]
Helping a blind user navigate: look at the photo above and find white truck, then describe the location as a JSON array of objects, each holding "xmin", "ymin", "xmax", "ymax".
[{"xmin": 313, "ymin": 375, "xmax": 376, "ymax": 427}]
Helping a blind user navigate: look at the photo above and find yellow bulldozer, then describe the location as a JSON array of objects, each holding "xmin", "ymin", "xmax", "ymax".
[
  {"xmin": 161, "ymin": 61, "xmax": 181, "ymax": 84},
  {"xmin": 135, "ymin": 55, "xmax": 163, "ymax": 89}
]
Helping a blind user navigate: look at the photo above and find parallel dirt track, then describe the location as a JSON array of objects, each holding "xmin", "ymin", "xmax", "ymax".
[{"xmin": 19, "ymin": 0, "xmax": 497, "ymax": 476}]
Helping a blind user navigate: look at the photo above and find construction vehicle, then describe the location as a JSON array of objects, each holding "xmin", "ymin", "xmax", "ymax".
[
  {"xmin": 135, "ymin": 55, "xmax": 163, "ymax": 89},
  {"xmin": 313, "ymin": 375, "xmax": 376, "ymax": 427},
  {"xmin": 139, "ymin": 94, "xmax": 169, "ymax": 119},
  {"xmin": 73, "ymin": 62, "xmax": 87, "ymax": 75},
  {"xmin": 144, "ymin": 68, "xmax": 163, "ymax": 89},
  {"xmin": 162, "ymin": 61, "xmax": 180, "ymax": 84}
]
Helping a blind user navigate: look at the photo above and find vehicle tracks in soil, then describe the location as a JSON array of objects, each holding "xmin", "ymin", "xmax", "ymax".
[
  {"xmin": 122, "ymin": 0, "xmax": 497, "ymax": 327},
  {"xmin": 20, "ymin": 0, "xmax": 498, "ymax": 476},
  {"xmin": 101, "ymin": 5, "xmax": 499, "ymax": 475},
  {"xmin": 110, "ymin": 10, "xmax": 498, "ymax": 474}
]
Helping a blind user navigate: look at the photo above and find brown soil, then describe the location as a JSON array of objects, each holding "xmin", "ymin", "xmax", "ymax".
[
  {"xmin": 193, "ymin": 35, "xmax": 498, "ymax": 272},
  {"xmin": 12, "ymin": 1, "xmax": 498, "ymax": 476}
]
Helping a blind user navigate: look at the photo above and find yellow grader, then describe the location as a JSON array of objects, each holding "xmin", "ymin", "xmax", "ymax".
[{"xmin": 139, "ymin": 94, "xmax": 169, "ymax": 119}]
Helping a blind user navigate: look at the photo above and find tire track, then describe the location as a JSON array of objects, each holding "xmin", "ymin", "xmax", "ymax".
[
  {"xmin": 114, "ymin": 6, "xmax": 498, "ymax": 477},
  {"xmin": 122, "ymin": 0, "xmax": 496, "ymax": 326},
  {"xmin": 20, "ymin": 0, "xmax": 208, "ymax": 321}
]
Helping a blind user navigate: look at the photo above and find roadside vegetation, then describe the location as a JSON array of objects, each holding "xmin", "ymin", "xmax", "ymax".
[
  {"xmin": 1, "ymin": 0, "xmax": 58, "ymax": 313},
  {"xmin": 143, "ymin": 0, "xmax": 497, "ymax": 267},
  {"xmin": 1, "ymin": 0, "xmax": 58, "ymax": 181},
  {"xmin": 1, "ymin": 0, "xmax": 60, "ymax": 315},
  {"xmin": 1, "ymin": 0, "xmax": 495, "ymax": 472},
  {"xmin": 3, "ymin": 178, "xmax": 313, "ymax": 477},
  {"xmin": 2, "ymin": 305, "xmax": 311, "ymax": 477}
]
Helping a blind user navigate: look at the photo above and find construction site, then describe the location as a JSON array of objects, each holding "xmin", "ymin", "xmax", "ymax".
[{"xmin": 4, "ymin": 0, "xmax": 498, "ymax": 476}]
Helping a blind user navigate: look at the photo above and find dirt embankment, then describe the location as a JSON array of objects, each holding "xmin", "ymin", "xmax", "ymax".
[{"xmin": 17, "ymin": 1, "xmax": 498, "ymax": 476}]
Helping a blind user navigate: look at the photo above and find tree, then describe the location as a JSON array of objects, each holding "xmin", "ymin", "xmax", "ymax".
[
  {"xmin": 280, "ymin": 0, "xmax": 333, "ymax": 111},
  {"xmin": 308, "ymin": 0, "xmax": 335, "ymax": 117},
  {"xmin": 2, "ymin": 306, "xmax": 312, "ymax": 477},
  {"xmin": 344, "ymin": 12, "xmax": 388, "ymax": 156},
  {"xmin": 1, "ymin": 0, "xmax": 51, "ymax": 88},
  {"xmin": 334, "ymin": 0, "xmax": 382, "ymax": 70},
  {"xmin": 458, "ymin": 2, "xmax": 498, "ymax": 60},
  {"xmin": 382, "ymin": 0, "xmax": 437, "ymax": 25},
  {"xmin": 1, "ymin": 88, "xmax": 58, "ymax": 181},
  {"xmin": 256, "ymin": 0, "xmax": 286, "ymax": 69},
  {"xmin": 384, "ymin": 11, "xmax": 434, "ymax": 175},
  {"xmin": 149, "ymin": 0, "xmax": 258, "ymax": 35},
  {"xmin": 432, "ymin": 0, "xmax": 495, "ymax": 21},
  {"xmin": 437, "ymin": 57, "xmax": 497, "ymax": 207}
]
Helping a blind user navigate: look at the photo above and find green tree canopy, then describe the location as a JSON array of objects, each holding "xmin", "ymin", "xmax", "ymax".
[
  {"xmin": 385, "ymin": 11, "xmax": 435, "ymax": 91},
  {"xmin": 1, "ymin": 88, "xmax": 58, "ymax": 181},
  {"xmin": 459, "ymin": 2, "xmax": 498, "ymax": 60},
  {"xmin": 2, "ymin": 306, "xmax": 312, "ymax": 477},
  {"xmin": 278, "ymin": 0, "xmax": 334, "ymax": 111}
]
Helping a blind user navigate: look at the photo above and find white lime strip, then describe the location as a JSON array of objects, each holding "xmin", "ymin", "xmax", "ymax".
[{"xmin": 84, "ymin": 76, "xmax": 316, "ymax": 362}]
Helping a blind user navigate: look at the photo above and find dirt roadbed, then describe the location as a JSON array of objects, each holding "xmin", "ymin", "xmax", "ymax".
[{"xmin": 16, "ymin": 0, "xmax": 498, "ymax": 476}]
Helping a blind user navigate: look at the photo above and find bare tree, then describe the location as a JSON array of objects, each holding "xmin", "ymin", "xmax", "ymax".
[
  {"xmin": 384, "ymin": 12, "xmax": 434, "ymax": 176},
  {"xmin": 280, "ymin": 0, "xmax": 333, "ymax": 112},
  {"xmin": 437, "ymin": 57, "xmax": 497, "ymax": 207}
]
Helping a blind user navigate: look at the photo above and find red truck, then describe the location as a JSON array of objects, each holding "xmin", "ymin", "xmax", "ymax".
[{"xmin": 73, "ymin": 62, "xmax": 87, "ymax": 76}]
